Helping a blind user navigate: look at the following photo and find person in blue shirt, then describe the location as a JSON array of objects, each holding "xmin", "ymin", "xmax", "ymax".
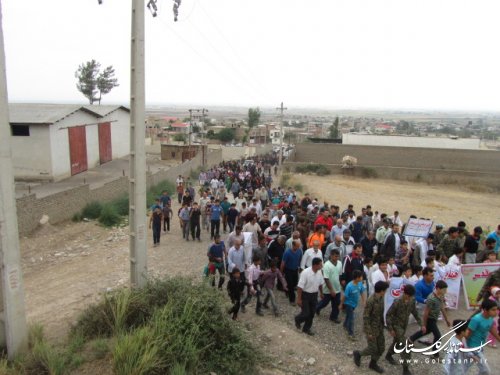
[
  {"xmin": 220, "ymin": 197, "xmax": 231, "ymax": 233},
  {"xmin": 486, "ymin": 225, "xmax": 500, "ymax": 255},
  {"xmin": 280, "ymin": 239, "xmax": 303, "ymax": 305},
  {"xmin": 341, "ymin": 269, "xmax": 366, "ymax": 340},
  {"xmin": 159, "ymin": 190, "xmax": 171, "ymax": 207},
  {"xmin": 210, "ymin": 199, "xmax": 222, "ymax": 239},
  {"xmin": 207, "ymin": 234, "xmax": 226, "ymax": 289},
  {"xmin": 465, "ymin": 299, "xmax": 500, "ymax": 375},
  {"xmin": 415, "ymin": 267, "xmax": 435, "ymax": 304}
]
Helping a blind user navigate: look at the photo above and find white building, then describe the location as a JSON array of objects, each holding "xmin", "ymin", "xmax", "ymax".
[
  {"xmin": 269, "ymin": 128, "xmax": 282, "ymax": 145},
  {"xmin": 9, "ymin": 103, "xmax": 130, "ymax": 181}
]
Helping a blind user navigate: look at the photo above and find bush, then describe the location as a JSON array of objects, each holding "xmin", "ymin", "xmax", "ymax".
[
  {"xmin": 359, "ymin": 167, "xmax": 378, "ymax": 178},
  {"xmin": 71, "ymin": 212, "xmax": 82, "ymax": 222},
  {"xmin": 110, "ymin": 195, "xmax": 129, "ymax": 216},
  {"xmin": 73, "ymin": 277, "xmax": 259, "ymax": 375},
  {"xmin": 81, "ymin": 201, "xmax": 102, "ymax": 219},
  {"xmin": 295, "ymin": 163, "xmax": 330, "ymax": 176},
  {"xmin": 293, "ymin": 183, "xmax": 304, "ymax": 192},
  {"xmin": 146, "ymin": 180, "xmax": 176, "ymax": 209},
  {"xmin": 90, "ymin": 339, "xmax": 109, "ymax": 360},
  {"xmin": 98, "ymin": 204, "xmax": 121, "ymax": 227}
]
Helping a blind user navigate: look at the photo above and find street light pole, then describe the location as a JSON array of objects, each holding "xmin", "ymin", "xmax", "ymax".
[
  {"xmin": 0, "ymin": 0, "xmax": 28, "ymax": 358},
  {"xmin": 276, "ymin": 102, "xmax": 287, "ymax": 166}
]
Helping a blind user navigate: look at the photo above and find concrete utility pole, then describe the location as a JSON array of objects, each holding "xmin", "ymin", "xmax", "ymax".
[
  {"xmin": 276, "ymin": 102, "xmax": 287, "ymax": 165},
  {"xmin": 201, "ymin": 108, "xmax": 209, "ymax": 167},
  {"xmin": 128, "ymin": 0, "xmax": 148, "ymax": 288},
  {"xmin": 0, "ymin": 0, "xmax": 28, "ymax": 358}
]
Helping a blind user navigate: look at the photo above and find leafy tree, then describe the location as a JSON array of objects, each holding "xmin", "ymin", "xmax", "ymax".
[
  {"xmin": 217, "ymin": 128, "xmax": 236, "ymax": 142},
  {"xmin": 206, "ymin": 130, "xmax": 215, "ymax": 139},
  {"xmin": 75, "ymin": 60, "xmax": 119, "ymax": 105},
  {"xmin": 96, "ymin": 66, "xmax": 119, "ymax": 105},
  {"xmin": 328, "ymin": 116, "xmax": 339, "ymax": 139},
  {"xmin": 192, "ymin": 125, "xmax": 201, "ymax": 133},
  {"xmin": 248, "ymin": 107, "xmax": 261, "ymax": 128},
  {"xmin": 173, "ymin": 134, "xmax": 186, "ymax": 142},
  {"xmin": 75, "ymin": 60, "xmax": 99, "ymax": 104}
]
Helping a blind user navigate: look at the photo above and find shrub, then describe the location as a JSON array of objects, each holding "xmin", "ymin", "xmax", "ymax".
[
  {"xmin": 71, "ymin": 213, "xmax": 82, "ymax": 222},
  {"xmin": 110, "ymin": 195, "xmax": 129, "ymax": 216},
  {"xmin": 73, "ymin": 277, "xmax": 259, "ymax": 375},
  {"xmin": 295, "ymin": 164, "xmax": 330, "ymax": 176},
  {"xmin": 98, "ymin": 204, "xmax": 121, "ymax": 227},
  {"xmin": 359, "ymin": 167, "xmax": 378, "ymax": 178},
  {"xmin": 146, "ymin": 180, "xmax": 176, "ymax": 209},
  {"xmin": 293, "ymin": 183, "xmax": 304, "ymax": 192},
  {"xmin": 280, "ymin": 173, "xmax": 291, "ymax": 186},
  {"xmin": 81, "ymin": 201, "xmax": 102, "ymax": 219}
]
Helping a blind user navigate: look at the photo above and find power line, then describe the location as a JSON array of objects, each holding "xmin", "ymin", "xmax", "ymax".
[{"xmin": 155, "ymin": 14, "xmax": 263, "ymax": 103}]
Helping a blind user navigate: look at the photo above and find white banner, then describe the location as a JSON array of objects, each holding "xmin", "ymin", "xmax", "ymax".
[
  {"xmin": 442, "ymin": 265, "xmax": 461, "ymax": 309},
  {"xmin": 403, "ymin": 218, "xmax": 433, "ymax": 238},
  {"xmin": 383, "ymin": 277, "xmax": 412, "ymax": 325}
]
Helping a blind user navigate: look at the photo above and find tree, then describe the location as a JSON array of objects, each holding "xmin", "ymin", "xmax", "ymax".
[
  {"xmin": 75, "ymin": 60, "xmax": 119, "ymax": 105},
  {"xmin": 96, "ymin": 66, "xmax": 119, "ymax": 105},
  {"xmin": 328, "ymin": 116, "xmax": 339, "ymax": 139},
  {"xmin": 248, "ymin": 107, "xmax": 261, "ymax": 128},
  {"xmin": 173, "ymin": 134, "xmax": 186, "ymax": 142},
  {"xmin": 217, "ymin": 128, "xmax": 236, "ymax": 143}
]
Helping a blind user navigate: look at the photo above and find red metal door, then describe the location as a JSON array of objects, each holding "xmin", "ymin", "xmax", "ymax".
[
  {"xmin": 68, "ymin": 126, "xmax": 88, "ymax": 176},
  {"xmin": 98, "ymin": 122, "xmax": 112, "ymax": 164}
]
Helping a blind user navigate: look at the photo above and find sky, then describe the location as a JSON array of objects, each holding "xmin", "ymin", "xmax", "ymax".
[{"xmin": 2, "ymin": 0, "xmax": 500, "ymax": 111}]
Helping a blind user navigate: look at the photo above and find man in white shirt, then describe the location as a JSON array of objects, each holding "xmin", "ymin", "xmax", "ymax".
[
  {"xmin": 176, "ymin": 175, "xmax": 184, "ymax": 186},
  {"xmin": 301, "ymin": 240, "xmax": 323, "ymax": 270},
  {"xmin": 235, "ymin": 192, "xmax": 246, "ymax": 211},
  {"xmin": 271, "ymin": 210, "xmax": 287, "ymax": 226},
  {"xmin": 295, "ymin": 257, "xmax": 324, "ymax": 335},
  {"xmin": 447, "ymin": 248, "xmax": 463, "ymax": 268},
  {"xmin": 248, "ymin": 198, "xmax": 262, "ymax": 217},
  {"xmin": 242, "ymin": 216, "xmax": 262, "ymax": 247},
  {"xmin": 210, "ymin": 177, "xmax": 219, "ymax": 192},
  {"xmin": 227, "ymin": 239, "xmax": 246, "ymax": 274},
  {"xmin": 390, "ymin": 210, "xmax": 403, "ymax": 227},
  {"xmin": 370, "ymin": 258, "xmax": 390, "ymax": 296}
]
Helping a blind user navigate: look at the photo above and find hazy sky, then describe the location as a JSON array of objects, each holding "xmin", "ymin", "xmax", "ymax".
[{"xmin": 3, "ymin": 0, "xmax": 500, "ymax": 110}]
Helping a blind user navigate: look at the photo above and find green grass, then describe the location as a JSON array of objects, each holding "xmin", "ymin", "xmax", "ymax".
[
  {"xmin": 359, "ymin": 167, "xmax": 379, "ymax": 178},
  {"xmin": 72, "ymin": 277, "xmax": 259, "ymax": 375}
]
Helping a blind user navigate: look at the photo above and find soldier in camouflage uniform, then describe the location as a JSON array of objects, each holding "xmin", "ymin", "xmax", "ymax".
[
  {"xmin": 353, "ymin": 281, "xmax": 389, "ymax": 374},
  {"xmin": 385, "ymin": 284, "xmax": 421, "ymax": 375},
  {"xmin": 432, "ymin": 224, "xmax": 445, "ymax": 248},
  {"xmin": 476, "ymin": 268, "xmax": 500, "ymax": 303},
  {"xmin": 436, "ymin": 226, "xmax": 460, "ymax": 259}
]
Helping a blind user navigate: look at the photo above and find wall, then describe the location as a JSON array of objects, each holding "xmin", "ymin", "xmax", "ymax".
[
  {"xmin": 293, "ymin": 143, "xmax": 500, "ymax": 174},
  {"xmin": 11, "ymin": 124, "xmax": 52, "ymax": 180},
  {"xmin": 15, "ymin": 149, "xmax": 223, "ymax": 235},
  {"xmin": 342, "ymin": 133, "xmax": 481, "ymax": 150},
  {"xmin": 289, "ymin": 143, "xmax": 500, "ymax": 191},
  {"xmin": 86, "ymin": 123, "xmax": 100, "ymax": 169}
]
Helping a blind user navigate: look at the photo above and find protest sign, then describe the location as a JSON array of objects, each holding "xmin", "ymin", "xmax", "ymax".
[
  {"xmin": 442, "ymin": 265, "xmax": 461, "ymax": 309},
  {"xmin": 461, "ymin": 263, "xmax": 500, "ymax": 309},
  {"xmin": 383, "ymin": 277, "xmax": 412, "ymax": 325},
  {"xmin": 402, "ymin": 218, "xmax": 433, "ymax": 238}
]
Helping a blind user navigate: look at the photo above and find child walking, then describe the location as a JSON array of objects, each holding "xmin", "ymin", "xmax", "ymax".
[
  {"xmin": 341, "ymin": 269, "xmax": 366, "ymax": 340},
  {"xmin": 487, "ymin": 286, "xmax": 500, "ymax": 348},
  {"xmin": 241, "ymin": 255, "xmax": 263, "ymax": 316},
  {"xmin": 260, "ymin": 260, "xmax": 288, "ymax": 317},
  {"xmin": 149, "ymin": 206, "xmax": 162, "ymax": 247},
  {"xmin": 227, "ymin": 268, "xmax": 245, "ymax": 320}
]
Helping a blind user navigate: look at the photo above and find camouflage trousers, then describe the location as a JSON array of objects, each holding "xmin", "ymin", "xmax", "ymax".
[
  {"xmin": 386, "ymin": 328, "xmax": 411, "ymax": 361},
  {"xmin": 360, "ymin": 330, "xmax": 385, "ymax": 361}
]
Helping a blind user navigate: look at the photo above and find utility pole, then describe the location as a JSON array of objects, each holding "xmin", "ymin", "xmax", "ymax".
[
  {"xmin": 0, "ymin": 0, "xmax": 28, "ymax": 358},
  {"xmin": 128, "ymin": 0, "xmax": 147, "ymax": 288},
  {"xmin": 201, "ymin": 108, "xmax": 209, "ymax": 167},
  {"xmin": 276, "ymin": 102, "xmax": 287, "ymax": 165}
]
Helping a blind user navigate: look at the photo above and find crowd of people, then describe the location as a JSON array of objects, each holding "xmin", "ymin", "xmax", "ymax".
[{"xmin": 149, "ymin": 153, "xmax": 500, "ymax": 375}]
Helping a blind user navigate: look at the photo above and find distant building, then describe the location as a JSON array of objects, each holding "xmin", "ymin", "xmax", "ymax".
[
  {"xmin": 342, "ymin": 133, "xmax": 481, "ymax": 150},
  {"xmin": 9, "ymin": 103, "xmax": 130, "ymax": 181},
  {"xmin": 160, "ymin": 144, "xmax": 207, "ymax": 162}
]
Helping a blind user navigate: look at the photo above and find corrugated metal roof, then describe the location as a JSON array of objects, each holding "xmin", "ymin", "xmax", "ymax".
[
  {"xmin": 83, "ymin": 105, "xmax": 130, "ymax": 117},
  {"xmin": 8, "ymin": 103, "xmax": 99, "ymax": 124}
]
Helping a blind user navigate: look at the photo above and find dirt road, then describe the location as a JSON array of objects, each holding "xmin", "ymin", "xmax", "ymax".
[{"xmin": 19, "ymin": 174, "xmax": 500, "ymax": 374}]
